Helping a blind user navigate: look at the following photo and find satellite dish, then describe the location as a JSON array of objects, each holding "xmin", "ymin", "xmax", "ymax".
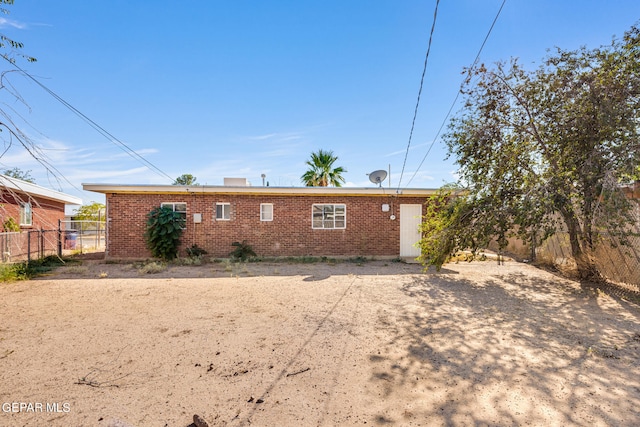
[{"xmin": 368, "ymin": 170, "xmax": 388, "ymax": 187}]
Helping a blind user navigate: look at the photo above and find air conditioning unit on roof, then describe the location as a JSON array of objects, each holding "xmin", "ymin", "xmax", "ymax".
[{"xmin": 223, "ymin": 178, "xmax": 250, "ymax": 186}]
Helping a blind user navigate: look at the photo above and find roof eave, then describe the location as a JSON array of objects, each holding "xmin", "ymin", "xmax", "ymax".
[
  {"xmin": 82, "ymin": 183, "xmax": 438, "ymax": 197},
  {"xmin": 1, "ymin": 175, "xmax": 82, "ymax": 205}
]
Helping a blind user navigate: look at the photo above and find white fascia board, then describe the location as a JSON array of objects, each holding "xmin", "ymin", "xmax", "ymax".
[
  {"xmin": 0, "ymin": 174, "xmax": 82, "ymax": 205},
  {"xmin": 82, "ymin": 183, "xmax": 439, "ymax": 197}
]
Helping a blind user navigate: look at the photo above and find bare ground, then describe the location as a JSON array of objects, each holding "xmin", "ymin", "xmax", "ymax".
[{"xmin": 1, "ymin": 257, "xmax": 639, "ymax": 427}]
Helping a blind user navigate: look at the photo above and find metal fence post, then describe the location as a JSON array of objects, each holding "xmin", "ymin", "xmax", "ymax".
[
  {"xmin": 27, "ymin": 231, "xmax": 31, "ymax": 264},
  {"xmin": 39, "ymin": 229, "xmax": 44, "ymax": 259},
  {"xmin": 58, "ymin": 219, "xmax": 62, "ymax": 258}
]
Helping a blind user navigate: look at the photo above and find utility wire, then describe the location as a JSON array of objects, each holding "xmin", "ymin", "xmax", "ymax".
[
  {"xmin": 1, "ymin": 55, "xmax": 175, "ymax": 183},
  {"xmin": 404, "ymin": 0, "xmax": 506, "ymax": 188},
  {"xmin": 396, "ymin": 0, "xmax": 440, "ymax": 192},
  {"xmin": 0, "ymin": 104, "xmax": 83, "ymax": 193}
]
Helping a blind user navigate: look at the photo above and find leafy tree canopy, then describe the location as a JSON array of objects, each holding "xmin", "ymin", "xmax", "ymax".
[
  {"xmin": 3, "ymin": 167, "xmax": 34, "ymax": 183},
  {"xmin": 1, "ymin": 2, "xmax": 40, "ymax": 192},
  {"xmin": 73, "ymin": 202, "xmax": 105, "ymax": 221},
  {"xmin": 301, "ymin": 149, "xmax": 347, "ymax": 187},
  {"xmin": 0, "ymin": 0, "xmax": 36, "ymax": 64},
  {"xmin": 420, "ymin": 23, "xmax": 640, "ymax": 280},
  {"xmin": 173, "ymin": 174, "xmax": 197, "ymax": 185}
]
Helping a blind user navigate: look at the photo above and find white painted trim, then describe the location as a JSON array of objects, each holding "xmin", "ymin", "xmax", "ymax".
[
  {"xmin": 215, "ymin": 202, "xmax": 231, "ymax": 221},
  {"xmin": 1, "ymin": 174, "xmax": 82, "ymax": 205},
  {"xmin": 312, "ymin": 203, "xmax": 346, "ymax": 229},
  {"xmin": 260, "ymin": 203, "xmax": 273, "ymax": 221},
  {"xmin": 82, "ymin": 183, "xmax": 438, "ymax": 197}
]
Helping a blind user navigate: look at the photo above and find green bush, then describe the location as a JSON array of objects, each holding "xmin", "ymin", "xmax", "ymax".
[
  {"xmin": 0, "ymin": 263, "xmax": 24, "ymax": 281},
  {"xmin": 186, "ymin": 244, "xmax": 207, "ymax": 258},
  {"xmin": 229, "ymin": 241, "xmax": 256, "ymax": 262},
  {"xmin": 2, "ymin": 217, "xmax": 20, "ymax": 232},
  {"xmin": 137, "ymin": 261, "xmax": 167, "ymax": 274},
  {"xmin": 144, "ymin": 206, "xmax": 185, "ymax": 260},
  {"xmin": 176, "ymin": 256, "xmax": 203, "ymax": 266},
  {"xmin": 0, "ymin": 256, "xmax": 70, "ymax": 282}
]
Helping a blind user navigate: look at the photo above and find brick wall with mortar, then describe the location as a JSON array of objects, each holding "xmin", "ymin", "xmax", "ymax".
[
  {"xmin": 1, "ymin": 191, "xmax": 68, "ymax": 257},
  {"xmin": 0, "ymin": 191, "xmax": 66, "ymax": 230},
  {"xmin": 105, "ymin": 193, "xmax": 427, "ymax": 258}
]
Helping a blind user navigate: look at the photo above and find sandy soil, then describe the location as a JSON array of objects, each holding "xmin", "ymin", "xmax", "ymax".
[{"xmin": 1, "ymin": 257, "xmax": 640, "ymax": 427}]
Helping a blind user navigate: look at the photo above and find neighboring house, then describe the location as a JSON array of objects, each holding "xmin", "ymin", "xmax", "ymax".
[
  {"xmin": 82, "ymin": 181, "xmax": 437, "ymax": 259},
  {"xmin": 0, "ymin": 174, "xmax": 82, "ymax": 231},
  {"xmin": 1, "ymin": 174, "xmax": 82, "ymax": 261}
]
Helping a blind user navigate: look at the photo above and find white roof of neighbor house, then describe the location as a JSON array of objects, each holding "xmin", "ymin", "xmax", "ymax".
[
  {"xmin": 0, "ymin": 174, "xmax": 82, "ymax": 205},
  {"xmin": 82, "ymin": 183, "xmax": 439, "ymax": 197}
]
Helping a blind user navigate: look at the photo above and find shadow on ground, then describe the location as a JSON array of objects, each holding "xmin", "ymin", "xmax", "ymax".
[{"xmin": 367, "ymin": 268, "xmax": 640, "ymax": 425}]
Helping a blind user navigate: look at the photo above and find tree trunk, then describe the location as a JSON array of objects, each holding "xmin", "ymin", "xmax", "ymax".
[{"xmin": 561, "ymin": 207, "xmax": 601, "ymax": 281}]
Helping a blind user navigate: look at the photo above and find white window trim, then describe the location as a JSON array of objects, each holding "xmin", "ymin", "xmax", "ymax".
[
  {"xmin": 260, "ymin": 203, "xmax": 273, "ymax": 222},
  {"xmin": 312, "ymin": 204, "xmax": 346, "ymax": 229},
  {"xmin": 215, "ymin": 202, "xmax": 231, "ymax": 221},
  {"xmin": 20, "ymin": 202, "xmax": 32, "ymax": 227},
  {"xmin": 160, "ymin": 202, "xmax": 187, "ymax": 228}
]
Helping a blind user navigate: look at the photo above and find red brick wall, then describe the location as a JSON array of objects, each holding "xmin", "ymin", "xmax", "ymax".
[
  {"xmin": 105, "ymin": 193, "xmax": 427, "ymax": 258},
  {"xmin": 0, "ymin": 191, "xmax": 66, "ymax": 230},
  {"xmin": 1, "ymin": 191, "xmax": 67, "ymax": 258}
]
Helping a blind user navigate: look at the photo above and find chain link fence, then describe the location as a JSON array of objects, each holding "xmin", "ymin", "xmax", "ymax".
[
  {"xmin": 0, "ymin": 229, "xmax": 62, "ymax": 263},
  {"xmin": 536, "ymin": 202, "xmax": 640, "ymax": 289},
  {"xmin": 59, "ymin": 220, "xmax": 106, "ymax": 254},
  {"xmin": 0, "ymin": 220, "xmax": 105, "ymax": 263}
]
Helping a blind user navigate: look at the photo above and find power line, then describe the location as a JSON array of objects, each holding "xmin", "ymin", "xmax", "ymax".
[
  {"xmin": 0, "ymin": 106, "xmax": 83, "ymax": 193},
  {"xmin": 396, "ymin": 0, "xmax": 440, "ymax": 192},
  {"xmin": 1, "ymin": 55, "xmax": 175, "ymax": 183},
  {"xmin": 404, "ymin": 0, "xmax": 507, "ymax": 188}
]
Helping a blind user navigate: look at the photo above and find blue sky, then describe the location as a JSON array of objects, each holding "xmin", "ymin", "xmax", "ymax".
[{"xmin": 1, "ymin": 1, "xmax": 639, "ymax": 205}]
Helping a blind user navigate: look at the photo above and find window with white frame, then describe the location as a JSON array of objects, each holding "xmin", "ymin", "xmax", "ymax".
[
  {"xmin": 312, "ymin": 204, "xmax": 346, "ymax": 229},
  {"xmin": 161, "ymin": 202, "xmax": 187, "ymax": 228},
  {"xmin": 260, "ymin": 203, "xmax": 273, "ymax": 221},
  {"xmin": 215, "ymin": 202, "xmax": 231, "ymax": 220},
  {"xmin": 19, "ymin": 202, "xmax": 32, "ymax": 226}
]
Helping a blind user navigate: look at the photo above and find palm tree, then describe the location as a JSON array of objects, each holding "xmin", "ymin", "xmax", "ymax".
[{"xmin": 301, "ymin": 149, "xmax": 347, "ymax": 187}]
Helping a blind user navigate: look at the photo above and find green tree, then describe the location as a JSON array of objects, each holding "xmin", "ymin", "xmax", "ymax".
[
  {"xmin": 301, "ymin": 149, "xmax": 347, "ymax": 187},
  {"xmin": 420, "ymin": 24, "xmax": 640, "ymax": 280},
  {"xmin": 144, "ymin": 206, "xmax": 185, "ymax": 260},
  {"xmin": 73, "ymin": 202, "xmax": 105, "ymax": 221},
  {"xmin": 0, "ymin": 0, "xmax": 36, "ymax": 64},
  {"xmin": 3, "ymin": 167, "xmax": 34, "ymax": 183},
  {"xmin": 73, "ymin": 202, "xmax": 105, "ymax": 231},
  {"xmin": 1, "ymin": 2, "xmax": 40, "ymax": 192},
  {"xmin": 173, "ymin": 174, "xmax": 198, "ymax": 185}
]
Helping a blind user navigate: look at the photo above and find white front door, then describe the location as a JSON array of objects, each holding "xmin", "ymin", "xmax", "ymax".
[{"xmin": 400, "ymin": 204, "xmax": 422, "ymax": 258}]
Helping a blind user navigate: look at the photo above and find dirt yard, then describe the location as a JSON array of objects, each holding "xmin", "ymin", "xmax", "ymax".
[{"xmin": 1, "ymin": 257, "xmax": 639, "ymax": 427}]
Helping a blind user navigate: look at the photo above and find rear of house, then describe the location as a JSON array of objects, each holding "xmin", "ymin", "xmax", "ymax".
[{"xmin": 83, "ymin": 183, "xmax": 436, "ymax": 259}]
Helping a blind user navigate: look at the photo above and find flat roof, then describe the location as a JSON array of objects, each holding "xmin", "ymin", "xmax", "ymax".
[
  {"xmin": 82, "ymin": 183, "xmax": 438, "ymax": 197},
  {"xmin": 1, "ymin": 175, "xmax": 82, "ymax": 205}
]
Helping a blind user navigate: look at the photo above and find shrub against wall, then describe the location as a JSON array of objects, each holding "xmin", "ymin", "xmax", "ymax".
[
  {"xmin": 103, "ymin": 193, "xmax": 429, "ymax": 259},
  {"xmin": 144, "ymin": 206, "xmax": 185, "ymax": 260},
  {"xmin": 2, "ymin": 217, "xmax": 20, "ymax": 232}
]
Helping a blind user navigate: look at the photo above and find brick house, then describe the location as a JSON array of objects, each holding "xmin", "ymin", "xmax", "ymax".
[
  {"xmin": 1, "ymin": 174, "xmax": 82, "ymax": 261},
  {"xmin": 1, "ymin": 174, "xmax": 82, "ymax": 231},
  {"xmin": 82, "ymin": 182, "xmax": 436, "ymax": 259}
]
